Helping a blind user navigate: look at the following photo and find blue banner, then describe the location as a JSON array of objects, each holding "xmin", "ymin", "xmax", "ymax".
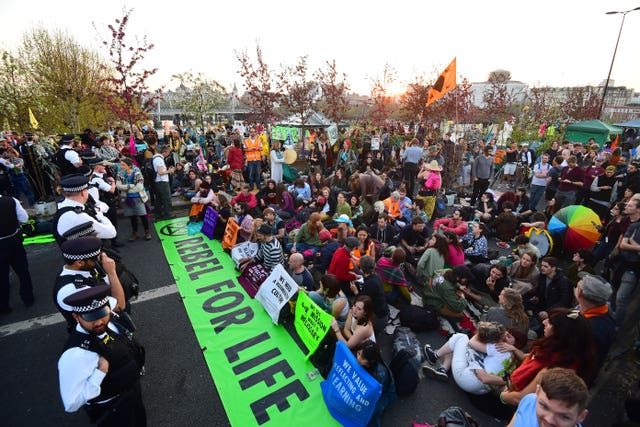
[{"xmin": 320, "ymin": 342, "xmax": 382, "ymax": 427}]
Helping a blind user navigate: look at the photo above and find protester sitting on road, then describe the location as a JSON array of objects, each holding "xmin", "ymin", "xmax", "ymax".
[
  {"xmin": 422, "ymin": 322, "xmax": 526, "ymax": 396},
  {"xmin": 422, "ymin": 267, "xmax": 469, "ymax": 319},
  {"xmin": 308, "ymin": 274, "xmax": 350, "ymax": 327},
  {"xmin": 350, "ymin": 255, "xmax": 389, "ymax": 335},
  {"xmin": 328, "ymin": 236, "xmax": 362, "ymax": 296},
  {"xmin": 507, "ymin": 368, "xmax": 589, "ymax": 427},
  {"xmin": 499, "ymin": 308, "xmax": 597, "ymax": 407},
  {"xmin": 287, "ymin": 212, "xmax": 325, "ymax": 255},
  {"xmin": 256, "ymin": 179, "xmax": 278, "ymax": 210},
  {"xmin": 332, "ymin": 294, "xmax": 376, "ymax": 350},
  {"xmin": 494, "ymin": 201, "xmax": 518, "ymax": 242},
  {"xmin": 274, "ymin": 182, "xmax": 295, "ymax": 219},
  {"xmin": 238, "ymin": 224, "xmax": 284, "ymax": 273},
  {"xmin": 382, "ymin": 191, "xmax": 404, "ymax": 226},
  {"xmin": 524, "ymin": 256, "xmax": 574, "ymax": 322},
  {"xmin": 369, "ymin": 213, "xmax": 399, "ymax": 251},
  {"xmin": 507, "ymin": 251, "xmax": 540, "ymax": 295},
  {"xmin": 416, "ymin": 233, "xmax": 448, "ymax": 282},
  {"xmin": 443, "ymin": 230, "xmax": 466, "ymax": 267},
  {"xmin": 354, "ymin": 340, "xmax": 396, "ymax": 427},
  {"xmin": 213, "ymin": 194, "xmax": 231, "ymax": 239},
  {"xmin": 462, "ymin": 263, "xmax": 510, "ymax": 307},
  {"xmin": 288, "ymin": 178, "xmax": 312, "ymax": 205},
  {"xmin": 232, "ymin": 202, "xmax": 254, "ymax": 243},
  {"xmin": 397, "ymin": 216, "xmax": 429, "ymax": 265},
  {"xmin": 351, "ymin": 225, "xmax": 376, "ymax": 270},
  {"xmin": 377, "ymin": 247, "xmax": 411, "ymax": 305},
  {"xmin": 177, "ymin": 168, "xmax": 202, "ymax": 199},
  {"xmin": 188, "ymin": 180, "xmax": 217, "ymax": 222},
  {"xmin": 462, "ymin": 221, "xmax": 489, "ymax": 264},
  {"xmin": 433, "ymin": 208, "xmax": 468, "ymax": 236},
  {"xmin": 231, "ymin": 184, "xmax": 258, "ymax": 211},
  {"xmin": 511, "ymin": 235, "xmax": 540, "ymax": 261},
  {"xmin": 481, "ymin": 288, "xmax": 530, "ymax": 336},
  {"xmin": 331, "ymin": 214, "xmax": 356, "ymax": 242},
  {"xmin": 474, "ymin": 192, "xmax": 497, "ymax": 223},
  {"xmin": 333, "ymin": 191, "xmax": 352, "ymax": 219},
  {"xmin": 262, "ymin": 207, "xmax": 286, "ymax": 241},
  {"xmin": 287, "ymin": 253, "xmax": 315, "ymax": 292},
  {"xmin": 312, "ymin": 230, "xmax": 340, "ymax": 278}
]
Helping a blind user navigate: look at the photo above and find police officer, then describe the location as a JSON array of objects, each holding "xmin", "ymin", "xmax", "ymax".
[
  {"xmin": 58, "ymin": 285, "xmax": 146, "ymax": 426},
  {"xmin": 0, "ymin": 194, "xmax": 34, "ymax": 313},
  {"xmin": 54, "ymin": 134, "xmax": 83, "ymax": 177},
  {"xmin": 54, "ymin": 235, "xmax": 126, "ymax": 330},
  {"xmin": 85, "ymin": 156, "xmax": 121, "ymax": 247},
  {"xmin": 53, "ymin": 174, "xmax": 117, "ymax": 244}
]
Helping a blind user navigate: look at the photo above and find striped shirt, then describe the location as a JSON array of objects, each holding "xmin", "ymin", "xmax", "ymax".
[{"xmin": 255, "ymin": 238, "xmax": 285, "ymax": 271}]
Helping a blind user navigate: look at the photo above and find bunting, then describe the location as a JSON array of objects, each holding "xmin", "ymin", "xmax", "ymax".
[{"xmin": 426, "ymin": 57, "xmax": 457, "ymax": 107}]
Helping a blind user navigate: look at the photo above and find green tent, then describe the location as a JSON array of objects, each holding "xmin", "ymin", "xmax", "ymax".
[{"xmin": 564, "ymin": 120, "xmax": 623, "ymax": 147}]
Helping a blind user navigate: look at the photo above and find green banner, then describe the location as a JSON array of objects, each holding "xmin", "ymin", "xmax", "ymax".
[
  {"xmin": 23, "ymin": 234, "xmax": 56, "ymax": 245},
  {"xmin": 155, "ymin": 218, "xmax": 338, "ymax": 427},
  {"xmin": 294, "ymin": 291, "xmax": 333, "ymax": 359},
  {"xmin": 271, "ymin": 126, "xmax": 299, "ymax": 143}
]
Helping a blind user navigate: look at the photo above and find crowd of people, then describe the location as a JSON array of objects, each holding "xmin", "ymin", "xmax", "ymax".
[{"xmin": 2, "ymin": 120, "xmax": 640, "ymax": 425}]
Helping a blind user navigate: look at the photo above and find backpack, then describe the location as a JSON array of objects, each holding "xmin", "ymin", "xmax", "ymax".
[
  {"xmin": 399, "ymin": 305, "xmax": 439, "ymax": 332},
  {"xmin": 390, "ymin": 326, "xmax": 422, "ymax": 397},
  {"xmin": 142, "ymin": 154, "xmax": 162, "ymax": 187},
  {"xmin": 432, "ymin": 194, "xmax": 447, "ymax": 220},
  {"xmin": 437, "ymin": 406, "xmax": 479, "ymax": 427}
]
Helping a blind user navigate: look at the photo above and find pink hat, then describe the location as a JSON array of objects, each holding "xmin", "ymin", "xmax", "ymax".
[{"xmin": 319, "ymin": 229, "xmax": 332, "ymax": 242}]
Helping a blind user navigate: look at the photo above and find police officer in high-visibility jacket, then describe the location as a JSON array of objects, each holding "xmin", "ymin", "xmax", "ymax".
[{"xmin": 243, "ymin": 127, "xmax": 263, "ymax": 191}]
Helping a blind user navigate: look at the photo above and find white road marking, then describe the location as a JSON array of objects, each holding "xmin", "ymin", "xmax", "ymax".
[{"xmin": 0, "ymin": 283, "xmax": 178, "ymax": 338}]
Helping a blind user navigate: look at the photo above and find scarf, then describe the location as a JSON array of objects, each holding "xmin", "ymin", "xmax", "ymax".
[{"xmin": 376, "ymin": 257, "xmax": 407, "ymax": 287}]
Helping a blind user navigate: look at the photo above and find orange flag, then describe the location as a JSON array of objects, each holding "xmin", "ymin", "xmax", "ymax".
[
  {"xmin": 426, "ymin": 57, "xmax": 457, "ymax": 107},
  {"xmin": 610, "ymin": 134, "xmax": 619, "ymax": 150}
]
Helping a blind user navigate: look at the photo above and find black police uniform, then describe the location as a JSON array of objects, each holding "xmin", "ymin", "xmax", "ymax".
[
  {"xmin": 58, "ymin": 286, "xmax": 146, "ymax": 426},
  {"xmin": 0, "ymin": 195, "xmax": 34, "ymax": 312}
]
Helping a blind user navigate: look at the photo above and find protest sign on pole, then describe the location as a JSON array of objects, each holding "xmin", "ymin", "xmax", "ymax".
[
  {"xmin": 294, "ymin": 291, "xmax": 333, "ymax": 359},
  {"xmin": 255, "ymin": 264, "xmax": 298, "ymax": 324},
  {"xmin": 321, "ymin": 341, "xmax": 382, "ymax": 427}
]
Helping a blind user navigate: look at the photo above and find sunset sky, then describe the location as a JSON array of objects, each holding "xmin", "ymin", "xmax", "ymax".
[{"xmin": 3, "ymin": 0, "xmax": 640, "ymax": 96}]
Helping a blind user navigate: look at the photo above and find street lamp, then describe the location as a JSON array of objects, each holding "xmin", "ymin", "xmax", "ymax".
[{"xmin": 598, "ymin": 6, "xmax": 640, "ymax": 120}]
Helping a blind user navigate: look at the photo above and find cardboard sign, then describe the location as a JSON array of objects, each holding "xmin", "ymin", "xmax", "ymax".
[
  {"xmin": 237, "ymin": 263, "xmax": 270, "ymax": 298},
  {"xmin": 321, "ymin": 341, "xmax": 382, "ymax": 427},
  {"xmin": 231, "ymin": 241, "xmax": 259, "ymax": 267},
  {"xmin": 201, "ymin": 207, "xmax": 218, "ymax": 240},
  {"xmin": 370, "ymin": 137, "xmax": 380, "ymax": 151},
  {"xmin": 327, "ymin": 124, "xmax": 339, "ymax": 146},
  {"xmin": 255, "ymin": 264, "xmax": 299, "ymax": 324},
  {"xmin": 294, "ymin": 291, "xmax": 333, "ymax": 359},
  {"xmin": 221, "ymin": 217, "xmax": 240, "ymax": 249}
]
